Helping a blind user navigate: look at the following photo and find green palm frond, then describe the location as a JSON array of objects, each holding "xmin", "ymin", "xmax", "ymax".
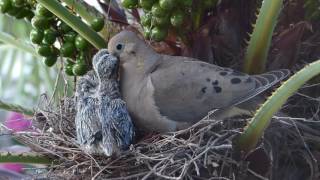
[{"xmin": 0, "ymin": 14, "xmax": 73, "ymax": 108}]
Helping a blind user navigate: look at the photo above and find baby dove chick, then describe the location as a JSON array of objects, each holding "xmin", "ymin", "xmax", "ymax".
[
  {"xmin": 92, "ymin": 50, "xmax": 135, "ymax": 156},
  {"xmin": 75, "ymin": 71, "xmax": 104, "ymax": 155},
  {"xmin": 107, "ymin": 30, "xmax": 290, "ymax": 133}
]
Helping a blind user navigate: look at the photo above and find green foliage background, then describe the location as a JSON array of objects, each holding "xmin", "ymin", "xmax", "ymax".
[{"xmin": 0, "ymin": 14, "xmax": 71, "ymax": 107}]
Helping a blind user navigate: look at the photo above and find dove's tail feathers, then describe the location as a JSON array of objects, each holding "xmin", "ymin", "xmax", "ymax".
[
  {"xmin": 252, "ymin": 69, "xmax": 291, "ymax": 89},
  {"xmin": 229, "ymin": 69, "xmax": 290, "ymax": 107}
]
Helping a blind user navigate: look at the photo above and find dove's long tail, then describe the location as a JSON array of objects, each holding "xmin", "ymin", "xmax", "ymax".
[
  {"xmin": 230, "ymin": 69, "xmax": 290, "ymax": 107},
  {"xmin": 252, "ymin": 69, "xmax": 291, "ymax": 89}
]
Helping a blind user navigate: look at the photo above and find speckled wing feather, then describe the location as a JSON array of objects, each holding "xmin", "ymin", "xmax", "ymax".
[
  {"xmin": 151, "ymin": 56, "xmax": 290, "ymax": 123},
  {"xmin": 228, "ymin": 69, "xmax": 290, "ymax": 106}
]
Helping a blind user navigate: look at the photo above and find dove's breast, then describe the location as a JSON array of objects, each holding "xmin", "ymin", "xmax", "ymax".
[{"xmin": 120, "ymin": 62, "xmax": 188, "ymax": 132}]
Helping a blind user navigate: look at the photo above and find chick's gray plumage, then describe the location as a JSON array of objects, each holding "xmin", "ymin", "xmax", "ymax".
[
  {"xmin": 75, "ymin": 71, "xmax": 104, "ymax": 154},
  {"xmin": 75, "ymin": 50, "xmax": 134, "ymax": 156},
  {"xmin": 93, "ymin": 51, "xmax": 135, "ymax": 156}
]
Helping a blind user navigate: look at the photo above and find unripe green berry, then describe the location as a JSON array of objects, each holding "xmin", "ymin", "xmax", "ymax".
[
  {"xmin": 44, "ymin": 56, "xmax": 58, "ymax": 67},
  {"xmin": 43, "ymin": 29, "xmax": 57, "ymax": 45},
  {"xmin": 61, "ymin": 42, "xmax": 76, "ymax": 57},
  {"xmin": 0, "ymin": 0, "xmax": 12, "ymax": 13},
  {"xmin": 35, "ymin": 4, "xmax": 53, "ymax": 17},
  {"xmin": 151, "ymin": 26, "xmax": 167, "ymax": 42},
  {"xmin": 91, "ymin": 17, "xmax": 105, "ymax": 32},
  {"xmin": 65, "ymin": 65, "xmax": 74, "ymax": 76},
  {"xmin": 63, "ymin": 31, "xmax": 77, "ymax": 42},
  {"xmin": 139, "ymin": 0, "xmax": 155, "ymax": 11},
  {"xmin": 37, "ymin": 44, "xmax": 54, "ymax": 57},
  {"xmin": 73, "ymin": 62, "xmax": 87, "ymax": 76},
  {"xmin": 75, "ymin": 35, "xmax": 89, "ymax": 51},
  {"xmin": 159, "ymin": 0, "xmax": 175, "ymax": 10},
  {"xmin": 31, "ymin": 16, "xmax": 50, "ymax": 30},
  {"xmin": 30, "ymin": 28, "xmax": 44, "ymax": 44},
  {"xmin": 151, "ymin": 3, "xmax": 166, "ymax": 17},
  {"xmin": 121, "ymin": 0, "xmax": 138, "ymax": 9}
]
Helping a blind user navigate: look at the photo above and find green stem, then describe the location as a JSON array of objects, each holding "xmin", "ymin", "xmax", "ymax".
[
  {"xmin": 0, "ymin": 153, "xmax": 52, "ymax": 165},
  {"xmin": 36, "ymin": 0, "xmax": 107, "ymax": 49},
  {"xmin": 0, "ymin": 99, "xmax": 34, "ymax": 116},
  {"xmin": 237, "ymin": 59, "xmax": 320, "ymax": 153},
  {"xmin": 243, "ymin": 0, "xmax": 283, "ymax": 74},
  {"xmin": 61, "ymin": 0, "xmax": 103, "ymax": 23},
  {"xmin": 0, "ymin": 32, "xmax": 38, "ymax": 57}
]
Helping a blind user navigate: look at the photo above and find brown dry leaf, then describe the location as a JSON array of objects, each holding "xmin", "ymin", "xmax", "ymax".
[{"xmin": 268, "ymin": 21, "xmax": 312, "ymax": 70}]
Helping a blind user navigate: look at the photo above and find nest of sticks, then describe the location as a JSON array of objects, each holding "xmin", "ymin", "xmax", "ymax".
[{"xmin": 13, "ymin": 92, "xmax": 320, "ymax": 180}]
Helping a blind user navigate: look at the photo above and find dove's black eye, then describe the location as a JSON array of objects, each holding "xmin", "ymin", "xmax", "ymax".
[{"xmin": 116, "ymin": 44, "xmax": 123, "ymax": 50}]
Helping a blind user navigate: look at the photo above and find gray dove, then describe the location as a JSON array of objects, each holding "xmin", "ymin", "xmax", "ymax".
[
  {"xmin": 107, "ymin": 30, "xmax": 290, "ymax": 133},
  {"xmin": 75, "ymin": 50, "xmax": 134, "ymax": 156},
  {"xmin": 92, "ymin": 49, "xmax": 135, "ymax": 156}
]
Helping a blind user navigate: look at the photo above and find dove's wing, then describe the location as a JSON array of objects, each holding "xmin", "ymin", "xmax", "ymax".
[{"xmin": 151, "ymin": 56, "xmax": 289, "ymax": 123}]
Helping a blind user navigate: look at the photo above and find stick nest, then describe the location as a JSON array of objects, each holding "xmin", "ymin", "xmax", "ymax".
[{"xmin": 14, "ymin": 94, "xmax": 320, "ymax": 180}]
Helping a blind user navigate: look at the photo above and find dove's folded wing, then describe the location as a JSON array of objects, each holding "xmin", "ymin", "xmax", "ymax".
[{"xmin": 150, "ymin": 56, "xmax": 289, "ymax": 123}]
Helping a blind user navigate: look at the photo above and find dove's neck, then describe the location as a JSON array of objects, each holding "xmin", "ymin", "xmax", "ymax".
[
  {"xmin": 131, "ymin": 48, "xmax": 161, "ymax": 75},
  {"xmin": 142, "ymin": 49, "xmax": 162, "ymax": 74},
  {"xmin": 120, "ymin": 49, "xmax": 160, "ymax": 102}
]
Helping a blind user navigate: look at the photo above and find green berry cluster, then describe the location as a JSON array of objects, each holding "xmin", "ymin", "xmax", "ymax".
[
  {"xmin": 0, "ymin": 0, "xmax": 35, "ymax": 20},
  {"xmin": 0, "ymin": 0, "xmax": 105, "ymax": 76},
  {"xmin": 121, "ymin": 0, "xmax": 217, "ymax": 42}
]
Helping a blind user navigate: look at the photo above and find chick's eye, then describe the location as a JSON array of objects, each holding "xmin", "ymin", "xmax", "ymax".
[{"xmin": 116, "ymin": 44, "xmax": 124, "ymax": 51}]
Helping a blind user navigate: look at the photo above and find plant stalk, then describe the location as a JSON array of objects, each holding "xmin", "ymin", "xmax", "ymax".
[
  {"xmin": 61, "ymin": 0, "xmax": 103, "ymax": 23},
  {"xmin": 237, "ymin": 59, "xmax": 320, "ymax": 153},
  {"xmin": 0, "ymin": 100, "xmax": 34, "ymax": 116},
  {"xmin": 243, "ymin": 0, "xmax": 283, "ymax": 74},
  {"xmin": 0, "ymin": 153, "xmax": 52, "ymax": 165}
]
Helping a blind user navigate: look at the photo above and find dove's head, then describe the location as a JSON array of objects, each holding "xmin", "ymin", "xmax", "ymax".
[
  {"xmin": 92, "ymin": 51, "xmax": 119, "ymax": 80},
  {"xmin": 108, "ymin": 31, "xmax": 153, "ymax": 64}
]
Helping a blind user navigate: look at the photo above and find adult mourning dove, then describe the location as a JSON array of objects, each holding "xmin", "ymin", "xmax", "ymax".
[
  {"xmin": 75, "ymin": 50, "xmax": 134, "ymax": 156},
  {"xmin": 107, "ymin": 30, "xmax": 290, "ymax": 133}
]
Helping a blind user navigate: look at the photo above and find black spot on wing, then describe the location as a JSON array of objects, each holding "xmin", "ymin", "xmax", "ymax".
[
  {"xmin": 201, "ymin": 87, "xmax": 207, "ymax": 93},
  {"xmin": 231, "ymin": 78, "xmax": 242, "ymax": 84},
  {"xmin": 219, "ymin": 71, "xmax": 228, "ymax": 76},
  {"xmin": 212, "ymin": 80, "xmax": 219, "ymax": 85},
  {"xmin": 214, "ymin": 86, "xmax": 222, "ymax": 93},
  {"xmin": 196, "ymin": 87, "xmax": 207, "ymax": 99},
  {"xmin": 206, "ymin": 78, "xmax": 211, "ymax": 82}
]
